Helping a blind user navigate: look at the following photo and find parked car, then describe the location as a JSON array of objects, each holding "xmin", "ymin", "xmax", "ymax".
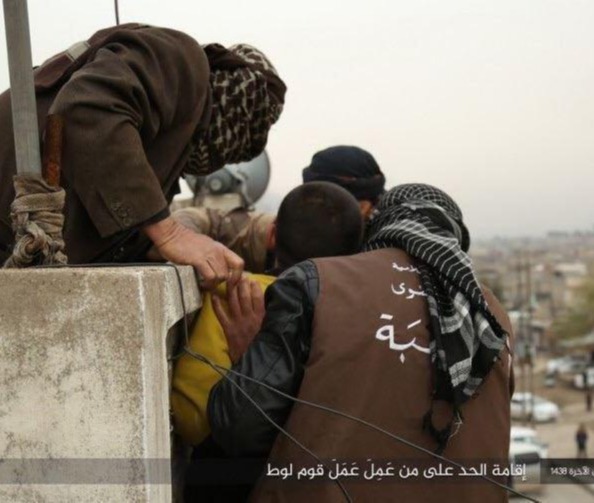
[
  {"xmin": 546, "ymin": 355, "xmax": 588, "ymax": 375},
  {"xmin": 511, "ymin": 426, "xmax": 549, "ymax": 454},
  {"xmin": 573, "ymin": 367, "xmax": 594, "ymax": 389},
  {"xmin": 510, "ymin": 393, "xmax": 560, "ymax": 422},
  {"xmin": 509, "ymin": 426, "xmax": 547, "ymax": 493},
  {"xmin": 543, "ymin": 372, "xmax": 556, "ymax": 388},
  {"xmin": 509, "ymin": 431, "xmax": 546, "ymax": 494}
]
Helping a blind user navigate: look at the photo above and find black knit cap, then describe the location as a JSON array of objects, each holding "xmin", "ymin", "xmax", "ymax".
[{"xmin": 302, "ymin": 146, "xmax": 385, "ymax": 202}]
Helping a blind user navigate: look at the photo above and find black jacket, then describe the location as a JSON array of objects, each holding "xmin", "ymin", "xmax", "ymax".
[{"xmin": 207, "ymin": 260, "xmax": 319, "ymax": 457}]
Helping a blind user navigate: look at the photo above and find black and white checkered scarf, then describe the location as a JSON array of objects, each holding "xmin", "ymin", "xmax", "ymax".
[
  {"xmin": 186, "ymin": 43, "xmax": 286, "ymax": 175},
  {"xmin": 365, "ymin": 184, "xmax": 508, "ymax": 453}
]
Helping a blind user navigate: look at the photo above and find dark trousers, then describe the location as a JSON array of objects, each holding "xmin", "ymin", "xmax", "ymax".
[{"xmin": 184, "ymin": 436, "xmax": 264, "ymax": 503}]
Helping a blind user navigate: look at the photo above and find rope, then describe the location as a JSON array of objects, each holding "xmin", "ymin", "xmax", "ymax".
[{"xmin": 3, "ymin": 175, "xmax": 67, "ymax": 268}]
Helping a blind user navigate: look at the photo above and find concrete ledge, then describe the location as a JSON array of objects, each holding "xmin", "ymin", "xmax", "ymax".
[{"xmin": 0, "ymin": 265, "xmax": 200, "ymax": 502}]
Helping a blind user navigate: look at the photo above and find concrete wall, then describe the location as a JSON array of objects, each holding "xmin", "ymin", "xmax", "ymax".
[{"xmin": 0, "ymin": 265, "xmax": 200, "ymax": 502}]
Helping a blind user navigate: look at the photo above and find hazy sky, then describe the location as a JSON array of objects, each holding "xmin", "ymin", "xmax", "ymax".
[{"xmin": 1, "ymin": 0, "xmax": 593, "ymax": 238}]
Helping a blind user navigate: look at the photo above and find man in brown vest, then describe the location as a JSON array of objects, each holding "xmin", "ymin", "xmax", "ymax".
[
  {"xmin": 0, "ymin": 24, "xmax": 285, "ymax": 288},
  {"xmin": 208, "ymin": 183, "xmax": 514, "ymax": 502}
]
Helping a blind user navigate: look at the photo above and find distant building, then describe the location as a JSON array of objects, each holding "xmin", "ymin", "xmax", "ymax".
[
  {"xmin": 472, "ymin": 231, "xmax": 594, "ymax": 354},
  {"xmin": 552, "ymin": 262, "xmax": 587, "ymax": 311}
]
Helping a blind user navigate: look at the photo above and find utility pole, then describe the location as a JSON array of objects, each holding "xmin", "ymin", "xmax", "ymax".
[
  {"xmin": 526, "ymin": 250, "xmax": 535, "ymax": 428},
  {"xmin": 517, "ymin": 252, "xmax": 526, "ymax": 425}
]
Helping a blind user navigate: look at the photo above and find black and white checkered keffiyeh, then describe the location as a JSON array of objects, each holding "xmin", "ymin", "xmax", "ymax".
[
  {"xmin": 186, "ymin": 43, "xmax": 285, "ymax": 175},
  {"xmin": 365, "ymin": 184, "xmax": 508, "ymax": 453}
]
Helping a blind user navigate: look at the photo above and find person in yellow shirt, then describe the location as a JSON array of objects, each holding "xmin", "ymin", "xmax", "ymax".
[{"xmin": 171, "ymin": 181, "xmax": 365, "ymax": 445}]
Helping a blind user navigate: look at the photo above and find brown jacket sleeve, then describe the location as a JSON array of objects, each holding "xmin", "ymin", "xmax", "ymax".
[
  {"xmin": 171, "ymin": 207, "xmax": 213, "ymax": 236},
  {"xmin": 50, "ymin": 27, "xmax": 210, "ymax": 237}
]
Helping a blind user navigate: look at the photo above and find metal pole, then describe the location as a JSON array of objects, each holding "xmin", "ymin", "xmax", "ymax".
[
  {"xmin": 2, "ymin": 0, "xmax": 42, "ymax": 176},
  {"xmin": 517, "ymin": 254, "xmax": 526, "ymax": 425},
  {"xmin": 526, "ymin": 251, "xmax": 535, "ymax": 428}
]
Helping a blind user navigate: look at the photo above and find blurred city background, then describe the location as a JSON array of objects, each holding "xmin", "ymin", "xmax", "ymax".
[{"xmin": 473, "ymin": 233, "xmax": 594, "ymax": 500}]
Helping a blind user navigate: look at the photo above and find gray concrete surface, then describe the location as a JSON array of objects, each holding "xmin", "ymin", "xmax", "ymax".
[{"xmin": 0, "ymin": 265, "xmax": 200, "ymax": 502}]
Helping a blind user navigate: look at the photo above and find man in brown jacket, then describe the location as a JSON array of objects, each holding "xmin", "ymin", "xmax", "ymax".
[
  {"xmin": 0, "ymin": 23, "xmax": 285, "ymax": 287},
  {"xmin": 208, "ymin": 184, "xmax": 515, "ymax": 502}
]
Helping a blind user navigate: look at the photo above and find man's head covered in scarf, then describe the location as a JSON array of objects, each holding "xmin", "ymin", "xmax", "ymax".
[
  {"xmin": 187, "ymin": 43, "xmax": 286, "ymax": 175},
  {"xmin": 367, "ymin": 183, "xmax": 470, "ymax": 251},
  {"xmin": 366, "ymin": 183, "xmax": 507, "ymax": 454},
  {"xmin": 302, "ymin": 146, "xmax": 385, "ymax": 219}
]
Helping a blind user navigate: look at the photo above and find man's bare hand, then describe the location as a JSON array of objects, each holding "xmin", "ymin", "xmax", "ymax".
[
  {"xmin": 143, "ymin": 217, "xmax": 244, "ymax": 290},
  {"xmin": 212, "ymin": 277, "xmax": 265, "ymax": 363}
]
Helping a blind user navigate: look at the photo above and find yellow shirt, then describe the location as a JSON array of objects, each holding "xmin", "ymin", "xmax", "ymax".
[{"xmin": 171, "ymin": 273, "xmax": 276, "ymax": 445}]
